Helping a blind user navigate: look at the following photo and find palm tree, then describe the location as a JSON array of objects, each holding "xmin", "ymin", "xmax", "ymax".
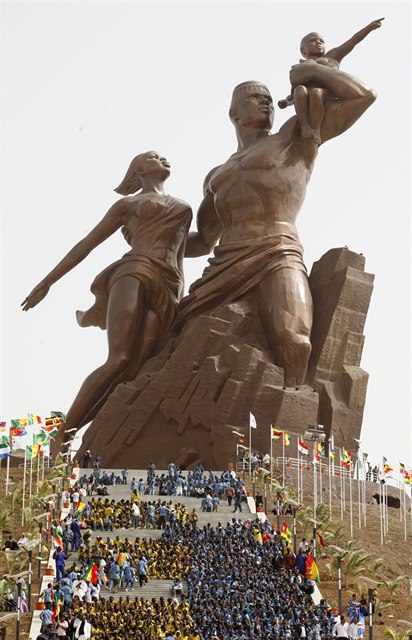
[
  {"xmin": 383, "ymin": 575, "xmax": 406, "ymax": 609},
  {"xmin": 343, "ymin": 549, "xmax": 372, "ymax": 587}
]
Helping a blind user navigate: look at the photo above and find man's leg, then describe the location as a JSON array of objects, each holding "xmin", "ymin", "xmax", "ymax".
[{"xmin": 256, "ymin": 268, "xmax": 313, "ymax": 387}]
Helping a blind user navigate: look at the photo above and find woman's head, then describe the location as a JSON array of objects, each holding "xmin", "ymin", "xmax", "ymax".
[{"xmin": 114, "ymin": 151, "xmax": 170, "ymax": 195}]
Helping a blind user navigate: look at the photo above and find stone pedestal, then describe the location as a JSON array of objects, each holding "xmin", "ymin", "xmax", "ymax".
[{"xmin": 78, "ymin": 248, "xmax": 374, "ymax": 468}]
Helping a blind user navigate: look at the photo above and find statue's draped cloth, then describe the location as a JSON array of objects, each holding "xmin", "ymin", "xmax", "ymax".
[
  {"xmin": 177, "ymin": 232, "xmax": 307, "ymax": 326},
  {"xmin": 77, "ymin": 198, "xmax": 191, "ymax": 335}
]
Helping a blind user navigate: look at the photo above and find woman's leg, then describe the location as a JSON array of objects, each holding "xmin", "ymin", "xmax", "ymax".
[{"xmin": 55, "ymin": 277, "xmax": 146, "ymax": 445}]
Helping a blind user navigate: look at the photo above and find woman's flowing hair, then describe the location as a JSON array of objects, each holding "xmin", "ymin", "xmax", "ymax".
[{"xmin": 114, "ymin": 152, "xmax": 147, "ymax": 195}]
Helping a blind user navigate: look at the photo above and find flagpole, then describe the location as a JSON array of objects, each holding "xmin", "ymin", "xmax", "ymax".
[
  {"xmin": 319, "ymin": 455, "xmax": 323, "ymax": 504},
  {"xmin": 41, "ymin": 450, "xmax": 45, "ymax": 482},
  {"xmin": 37, "ymin": 449, "xmax": 40, "ymax": 493},
  {"xmin": 379, "ymin": 479, "xmax": 384, "ymax": 545},
  {"xmin": 29, "ymin": 455, "xmax": 33, "ymax": 499},
  {"xmin": 270, "ymin": 427, "xmax": 273, "ymax": 479},
  {"xmin": 22, "ymin": 452, "xmax": 27, "ymax": 526},
  {"xmin": 297, "ymin": 438, "xmax": 301, "ymax": 503},
  {"xmin": 403, "ymin": 480, "xmax": 407, "ymax": 542},
  {"xmin": 340, "ymin": 454, "xmax": 344, "ymax": 520},
  {"xmin": 328, "ymin": 448, "xmax": 332, "ymax": 518},
  {"xmin": 6, "ymin": 453, "xmax": 10, "ymax": 496},
  {"xmin": 357, "ymin": 459, "xmax": 361, "ymax": 529},
  {"xmin": 282, "ymin": 432, "xmax": 285, "ymax": 486},
  {"xmin": 349, "ymin": 460, "xmax": 353, "ymax": 538},
  {"xmin": 249, "ymin": 420, "xmax": 252, "ymax": 477}
]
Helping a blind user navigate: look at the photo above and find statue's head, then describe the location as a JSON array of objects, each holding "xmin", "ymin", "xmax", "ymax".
[
  {"xmin": 229, "ymin": 81, "xmax": 274, "ymax": 131},
  {"xmin": 300, "ymin": 32, "xmax": 326, "ymax": 59},
  {"xmin": 114, "ymin": 151, "xmax": 170, "ymax": 195}
]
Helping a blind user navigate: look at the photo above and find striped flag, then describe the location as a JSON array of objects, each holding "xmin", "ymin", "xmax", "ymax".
[
  {"xmin": 28, "ymin": 413, "xmax": 42, "ymax": 425},
  {"xmin": 272, "ymin": 428, "xmax": 282, "ymax": 440},
  {"xmin": 45, "ymin": 417, "xmax": 64, "ymax": 429},
  {"xmin": 298, "ymin": 440, "xmax": 309, "ymax": 456},
  {"xmin": 341, "ymin": 449, "xmax": 352, "ymax": 468},
  {"xmin": 76, "ymin": 501, "xmax": 86, "ymax": 515},
  {"xmin": 25, "ymin": 444, "xmax": 41, "ymax": 460},
  {"xmin": 305, "ymin": 552, "xmax": 320, "ymax": 582},
  {"xmin": 316, "ymin": 442, "xmax": 325, "ymax": 457},
  {"xmin": 0, "ymin": 421, "xmax": 7, "ymax": 434},
  {"xmin": 283, "ymin": 432, "xmax": 291, "ymax": 446},
  {"xmin": 83, "ymin": 561, "xmax": 98, "ymax": 585},
  {"xmin": 0, "ymin": 436, "xmax": 11, "ymax": 459},
  {"xmin": 280, "ymin": 522, "xmax": 292, "ymax": 545}
]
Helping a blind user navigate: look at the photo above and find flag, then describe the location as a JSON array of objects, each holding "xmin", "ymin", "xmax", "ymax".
[
  {"xmin": 25, "ymin": 444, "xmax": 41, "ymax": 460},
  {"xmin": 76, "ymin": 501, "xmax": 86, "ymax": 515},
  {"xmin": 400, "ymin": 462, "xmax": 406, "ymax": 474},
  {"xmin": 28, "ymin": 413, "xmax": 42, "ymax": 425},
  {"xmin": 249, "ymin": 413, "xmax": 257, "ymax": 429},
  {"xmin": 33, "ymin": 432, "xmax": 49, "ymax": 447},
  {"xmin": 51, "ymin": 592, "xmax": 63, "ymax": 621},
  {"xmin": 328, "ymin": 440, "xmax": 335, "ymax": 460},
  {"xmin": 0, "ymin": 436, "xmax": 11, "ymax": 459},
  {"xmin": 316, "ymin": 442, "xmax": 325, "ymax": 457},
  {"xmin": 42, "ymin": 528, "xmax": 63, "ymax": 548},
  {"xmin": 312, "ymin": 449, "xmax": 321, "ymax": 465},
  {"xmin": 51, "ymin": 410, "xmax": 66, "ymax": 420},
  {"xmin": 83, "ymin": 560, "xmax": 98, "ymax": 584},
  {"xmin": 341, "ymin": 449, "xmax": 351, "ymax": 468},
  {"xmin": 316, "ymin": 531, "xmax": 324, "ymax": 548},
  {"xmin": 10, "ymin": 419, "xmax": 27, "ymax": 437},
  {"xmin": 0, "ymin": 422, "xmax": 7, "ymax": 434},
  {"xmin": 383, "ymin": 457, "xmax": 393, "ymax": 476},
  {"xmin": 403, "ymin": 471, "xmax": 412, "ymax": 485},
  {"xmin": 45, "ymin": 417, "xmax": 64, "ymax": 429},
  {"xmin": 41, "ymin": 426, "xmax": 58, "ymax": 440},
  {"xmin": 305, "ymin": 552, "xmax": 320, "ymax": 582},
  {"xmin": 298, "ymin": 440, "xmax": 309, "ymax": 456},
  {"xmin": 283, "ymin": 432, "xmax": 291, "ymax": 446},
  {"xmin": 280, "ymin": 522, "xmax": 292, "ymax": 545},
  {"xmin": 272, "ymin": 428, "xmax": 282, "ymax": 440}
]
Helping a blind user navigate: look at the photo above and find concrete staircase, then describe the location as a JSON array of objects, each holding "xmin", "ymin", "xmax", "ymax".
[{"xmin": 68, "ymin": 469, "xmax": 254, "ymax": 600}]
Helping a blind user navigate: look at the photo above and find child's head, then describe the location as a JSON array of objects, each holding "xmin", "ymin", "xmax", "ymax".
[{"xmin": 300, "ymin": 32, "xmax": 326, "ymax": 59}]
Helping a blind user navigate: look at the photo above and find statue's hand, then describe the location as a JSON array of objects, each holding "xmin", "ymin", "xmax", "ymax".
[
  {"xmin": 21, "ymin": 283, "xmax": 50, "ymax": 311},
  {"xmin": 369, "ymin": 17, "xmax": 384, "ymax": 30}
]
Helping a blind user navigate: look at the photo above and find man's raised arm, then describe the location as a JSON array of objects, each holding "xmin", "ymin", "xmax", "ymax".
[{"xmin": 289, "ymin": 63, "xmax": 376, "ymax": 144}]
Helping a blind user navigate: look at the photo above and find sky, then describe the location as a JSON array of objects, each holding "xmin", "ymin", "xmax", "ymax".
[{"xmin": 1, "ymin": 1, "xmax": 411, "ymax": 472}]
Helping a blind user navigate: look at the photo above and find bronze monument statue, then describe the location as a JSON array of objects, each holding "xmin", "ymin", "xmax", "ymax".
[
  {"xmin": 22, "ymin": 152, "xmax": 192, "ymax": 447},
  {"xmin": 278, "ymin": 18, "xmax": 384, "ymax": 144},
  {"xmin": 76, "ymin": 31, "xmax": 380, "ymax": 468},
  {"xmin": 179, "ymin": 54, "xmax": 378, "ymax": 388},
  {"xmin": 23, "ymin": 21, "xmax": 382, "ymax": 465}
]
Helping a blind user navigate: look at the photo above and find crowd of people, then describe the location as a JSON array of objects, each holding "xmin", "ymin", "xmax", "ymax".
[{"xmin": 31, "ymin": 459, "xmax": 376, "ymax": 639}]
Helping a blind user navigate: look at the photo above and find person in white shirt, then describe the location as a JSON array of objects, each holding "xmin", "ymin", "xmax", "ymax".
[
  {"xmin": 349, "ymin": 616, "xmax": 361, "ymax": 639},
  {"xmin": 333, "ymin": 615, "xmax": 350, "ymax": 639}
]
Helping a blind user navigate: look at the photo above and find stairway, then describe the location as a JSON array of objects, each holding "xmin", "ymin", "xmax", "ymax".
[{"xmin": 68, "ymin": 469, "xmax": 254, "ymax": 600}]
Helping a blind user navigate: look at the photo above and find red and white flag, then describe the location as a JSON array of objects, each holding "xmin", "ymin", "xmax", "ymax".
[{"xmin": 298, "ymin": 439, "xmax": 309, "ymax": 456}]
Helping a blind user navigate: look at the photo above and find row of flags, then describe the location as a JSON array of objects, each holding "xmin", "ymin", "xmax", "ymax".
[
  {"xmin": 0, "ymin": 413, "xmax": 65, "ymax": 459},
  {"xmin": 245, "ymin": 420, "xmax": 412, "ymax": 486}
]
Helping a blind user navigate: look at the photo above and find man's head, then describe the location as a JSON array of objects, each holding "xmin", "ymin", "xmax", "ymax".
[{"xmin": 229, "ymin": 81, "xmax": 274, "ymax": 131}]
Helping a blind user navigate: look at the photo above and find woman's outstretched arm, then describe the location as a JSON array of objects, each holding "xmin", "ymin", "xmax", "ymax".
[{"xmin": 21, "ymin": 198, "xmax": 131, "ymax": 310}]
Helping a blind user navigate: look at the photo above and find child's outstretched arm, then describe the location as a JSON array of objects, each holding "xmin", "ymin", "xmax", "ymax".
[{"xmin": 326, "ymin": 18, "xmax": 384, "ymax": 63}]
